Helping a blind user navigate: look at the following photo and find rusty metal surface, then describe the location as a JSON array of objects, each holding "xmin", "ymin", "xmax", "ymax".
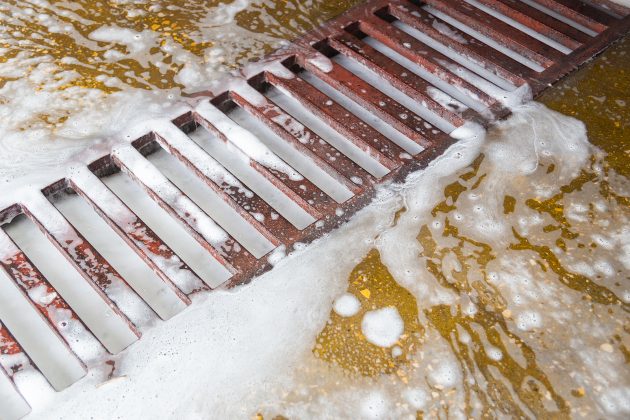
[{"xmin": 0, "ymin": 0, "xmax": 629, "ymax": 414}]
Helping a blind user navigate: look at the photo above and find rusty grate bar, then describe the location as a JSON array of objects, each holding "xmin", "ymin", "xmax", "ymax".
[{"xmin": 0, "ymin": 0, "xmax": 628, "ymax": 415}]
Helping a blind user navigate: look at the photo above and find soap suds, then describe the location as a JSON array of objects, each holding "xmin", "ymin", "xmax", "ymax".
[
  {"xmin": 361, "ymin": 307, "xmax": 404, "ymax": 348},
  {"xmin": 333, "ymin": 293, "xmax": 361, "ymax": 317}
]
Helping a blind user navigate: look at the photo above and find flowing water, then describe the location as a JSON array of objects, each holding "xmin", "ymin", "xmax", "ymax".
[{"xmin": 0, "ymin": 1, "xmax": 628, "ymax": 419}]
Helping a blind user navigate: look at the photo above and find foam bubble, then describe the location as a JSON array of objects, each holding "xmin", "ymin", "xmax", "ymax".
[
  {"xmin": 428, "ymin": 360, "xmax": 461, "ymax": 388},
  {"xmin": 516, "ymin": 310, "xmax": 542, "ymax": 331},
  {"xmin": 333, "ymin": 293, "xmax": 361, "ymax": 317},
  {"xmin": 361, "ymin": 307, "xmax": 404, "ymax": 348},
  {"xmin": 403, "ymin": 388, "xmax": 428, "ymax": 410}
]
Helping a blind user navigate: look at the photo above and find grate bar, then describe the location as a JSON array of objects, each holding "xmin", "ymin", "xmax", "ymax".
[
  {"xmin": 0, "ymin": 323, "xmax": 27, "ymax": 375},
  {"xmin": 594, "ymin": 0, "xmax": 630, "ymax": 18}
]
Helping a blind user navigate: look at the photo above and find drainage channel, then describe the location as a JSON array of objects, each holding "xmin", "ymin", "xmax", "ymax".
[{"xmin": 0, "ymin": 0, "xmax": 628, "ymax": 417}]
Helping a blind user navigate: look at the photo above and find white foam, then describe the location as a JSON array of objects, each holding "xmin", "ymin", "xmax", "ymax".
[
  {"xmin": 332, "ymin": 293, "xmax": 361, "ymax": 317},
  {"xmin": 88, "ymin": 27, "xmax": 158, "ymax": 55},
  {"xmin": 361, "ymin": 307, "xmax": 404, "ymax": 348},
  {"xmin": 427, "ymin": 360, "xmax": 461, "ymax": 388},
  {"xmin": 360, "ymin": 390, "xmax": 390, "ymax": 419},
  {"xmin": 307, "ymin": 54, "xmax": 334, "ymax": 73},
  {"xmin": 516, "ymin": 310, "xmax": 543, "ymax": 331},
  {"xmin": 403, "ymin": 388, "xmax": 428, "ymax": 409}
]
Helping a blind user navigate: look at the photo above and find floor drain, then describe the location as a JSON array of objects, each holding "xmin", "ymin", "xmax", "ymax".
[{"xmin": 0, "ymin": 0, "xmax": 628, "ymax": 416}]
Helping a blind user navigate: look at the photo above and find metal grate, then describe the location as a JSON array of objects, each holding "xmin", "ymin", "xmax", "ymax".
[{"xmin": 1, "ymin": 0, "xmax": 628, "ymax": 416}]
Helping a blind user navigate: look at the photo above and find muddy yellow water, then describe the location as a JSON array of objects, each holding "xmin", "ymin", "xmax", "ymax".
[
  {"xmin": 0, "ymin": 0, "xmax": 359, "ymax": 93},
  {"xmin": 539, "ymin": 36, "xmax": 630, "ymax": 178},
  {"xmin": 314, "ymin": 249, "xmax": 424, "ymax": 378}
]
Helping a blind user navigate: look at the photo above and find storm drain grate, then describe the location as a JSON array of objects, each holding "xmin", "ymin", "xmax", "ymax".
[{"xmin": 1, "ymin": 0, "xmax": 628, "ymax": 416}]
